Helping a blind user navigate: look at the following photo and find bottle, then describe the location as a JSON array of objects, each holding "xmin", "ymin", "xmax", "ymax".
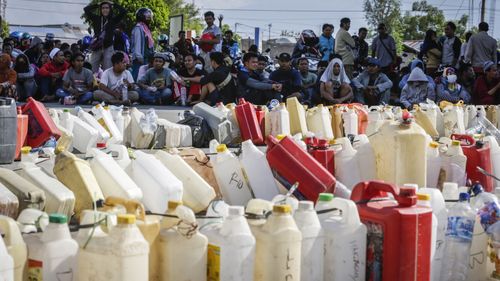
[
  {"xmin": 121, "ymin": 84, "xmax": 128, "ymax": 101},
  {"xmin": 315, "ymin": 193, "xmax": 337, "ymax": 222},
  {"xmin": 180, "ymin": 86, "xmax": 187, "ymax": 106},
  {"xmin": 442, "ymin": 182, "xmax": 459, "ymax": 210},
  {"xmin": 27, "ymin": 214, "xmax": 78, "ymax": 281},
  {"xmin": 427, "ymin": 141, "xmax": 442, "ymax": 189},
  {"xmin": 293, "ymin": 201, "xmax": 324, "ymax": 281},
  {"xmin": 206, "ymin": 206, "xmax": 256, "ymax": 281},
  {"xmin": 470, "ymin": 183, "xmax": 499, "ymax": 211},
  {"xmin": 440, "ymin": 193, "xmax": 476, "ymax": 281},
  {"xmin": 0, "ymin": 234, "xmax": 13, "ymax": 281}
]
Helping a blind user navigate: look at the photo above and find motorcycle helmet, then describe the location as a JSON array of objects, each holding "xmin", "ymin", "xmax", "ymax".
[
  {"xmin": 158, "ymin": 34, "xmax": 169, "ymax": 44},
  {"xmin": 135, "ymin": 8, "xmax": 153, "ymax": 22},
  {"xmin": 45, "ymin": 33, "xmax": 55, "ymax": 41},
  {"xmin": 301, "ymin": 29, "xmax": 318, "ymax": 47},
  {"xmin": 9, "ymin": 31, "xmax": 23, "ymax": 42},
  {"xmin": 21, "ymin": 32, "xmax": 32, "ymax": 40},
  {"xmin": 82, "ymin": 35, "xmax": 93, "ymax": 49}
]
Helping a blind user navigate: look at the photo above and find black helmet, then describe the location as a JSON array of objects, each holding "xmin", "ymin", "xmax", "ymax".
[
  {"xmin": 135, "ymin": 7, "xmax": 153, "ymax": 22},
  {"xmin": 301, "ymin": 29, "xmax": 318, "ymax": 47}
]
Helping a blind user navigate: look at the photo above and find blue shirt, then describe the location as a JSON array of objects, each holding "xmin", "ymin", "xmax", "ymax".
[{"xmin": 318, "ymin": 35, "xmax": 335, "ymax": 61}]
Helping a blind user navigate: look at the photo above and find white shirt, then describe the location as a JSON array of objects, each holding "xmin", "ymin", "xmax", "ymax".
[{"xmin": 100, "ymin": 68, "xmax": 134, "ymax": 91}]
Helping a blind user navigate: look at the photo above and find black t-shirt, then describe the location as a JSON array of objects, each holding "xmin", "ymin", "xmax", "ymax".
[{"xmin": 200, "ymin": 66, "xmax": 237, "ymax": 104}]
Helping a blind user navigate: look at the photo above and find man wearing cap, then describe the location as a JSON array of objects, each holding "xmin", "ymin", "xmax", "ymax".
[
  {"xmin": 137, "ymin": 53, "xmax": 173, "ymax": 105},
  {"xmin": 473, "ymin": 61, "xmax": 500, "ymax": 104},
  {"xmin": 269, "ymin": 53, "xmax": 302, "ymax": 100},
  {"xmin": 465, "ymin": 22, "xmax": 497, "ymax": 75},
  {"xmin": 334, "ymin": 18, "xmax": 356, "ymax": 79},
  {"xmin": 351, "ymin": 58, "xmax": 393, "ymax": 105},
  {"xmin": 37, "ymin": 48, "xmax": 70, "ymax": 101}
]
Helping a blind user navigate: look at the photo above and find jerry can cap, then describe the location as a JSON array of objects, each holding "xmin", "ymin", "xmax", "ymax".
[
  {"xmin": 216, "ymin": 144, "xmax": 228, "ymax": 153},
  {"xmin": 273, "ymin": 204, "xmax": 292, "ymax": 214},
  {"xmin": 451, "ymin": 140, "xmax": 461, "ymax": 146},
  {"xmin": 96, "ymin": 142, "xmax": 107, "ymax": 149},
  {"xmin": 429, "ymin": 141, "xmax": 439, "ymax": 148},
  {"xmin": 49, "ymin": 213, "xmax": 68, "ymax": 224},
  {"xmin": 459, "ymin": 192, "xmax": 470, "ymax": 202},
  {"xmin": 276, "ymin": 134, "xmax": 286, "ymax": 141},
  {"xmin": 63, "ymin": 109, "xmax": 70, "ymax": 112},
  {"xmin": 117, "ymin": 214, "xmax": 136, "ymax": 224},
  {"xmin": 167, "ymin": 200, "xmax": 183, "ymax": 211},
  {"xmin": 21, "ymin": 146, "xmax": 32, "ymax": 154},
  {"xmin": 416, "ymin": 193, "xmax": 431, "ymax": 201},
  {"xmin": 318, "ymin": 193, "xmax": 334, "ymax": 202}
]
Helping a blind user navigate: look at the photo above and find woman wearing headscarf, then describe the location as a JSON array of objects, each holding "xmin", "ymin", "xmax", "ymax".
[
  {"xmin": 0, "ymin": 54, "xmax": 17, "ymax": 98},
  {"xmin": 398, "ymin": 59, "xmax": 435, "ymax": 90},
  {"xmin": 436, "ymin": 67, "xmax": 471, "ymax": 103},
  {"xmin": 419, "ymin": 29, "xmax": 442, "ymax": 78},
  {"xmin": 14, "ymin": 54, "xmax": 37, "ymax": 101},
  {"xmin": 84, "ymin": 0, "xmax": 127, "ymax": 73},
  {"xmin": 319, "ymin": 58, "xmax": 353, "ymax": 104},
  {"xmin": 400, "ymin": 67, "xmax": 436, "ymax": 109}
]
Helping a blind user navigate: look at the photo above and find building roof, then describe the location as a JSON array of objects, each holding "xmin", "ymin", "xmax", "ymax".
[{"xmin": 8, "ymin": 24, "xmax": 90, "ymax": 43}]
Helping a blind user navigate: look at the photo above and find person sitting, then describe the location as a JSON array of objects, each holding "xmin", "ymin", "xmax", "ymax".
[
  {"xmin": 178, "ymin": 53, "xmax": 206, "ymax": 104},
  {"xmin": 14, "ymin": 54, "xmax": 37, "ymax": 101},
  {"xmin": 352, "ymin": 58, "xmax": 393, "ymax": 105},
  {"xmin": 436, "ymin": 67, "xmax": 471, "ymax": 104},
  {"xmin": 197, "ymin": 52, "xmax": 237, "ymax": 105},
  {"xmin": 473, "ymin": 61, "xmax": 499, "ymax": 105},
  {"xmin": 138, "ymin": 53, "xmax": 173, "ymax": 105},
  {"xmin": 56, "ymin": 52, "xmax": 94, "ymax": 104},
  {"xmin": 137, "ymin": 57, "xmax": 154, "ymax": 82},
  {"xmin": 398, "ymin": 59, "xmax": 435, "ymax": 90},
  {"xmin": 269, "ymin": 53, "xmax": 302, "ymax": 100},
  {"xmin": 297, "ymin": 57, "xmax": 318, "ymax": 105},
  {"xmin": 319, "ymin": 58, "xmax": 353, "ymax": 104},
  {"xmin": 400, "ymin": 67, "xmax": 436, "ymax": 109},
  {"xmin": 0, "ymin": 54, "xmax": 17, "ymax": 98},
  {"xmin": 37, "ymin": 48, "xmax": 70, "ymax": 101},
  {"xmin": 173, "ymin": 30, "xmax": 195, "ymax": 56},
  {"xmin": 93, "ymin": 51, "xmax": 139, "ymax": 105},
  {"xmin": 238, "ymin": 52, "xmax": 281, "ymax": 105}
]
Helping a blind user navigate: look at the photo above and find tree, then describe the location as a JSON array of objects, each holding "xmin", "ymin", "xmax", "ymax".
[
  {"xmin": 82, "ymin": 0, "xmax": 170, "ymax": 38},
  {"xmin": 364, "ymin": 0, "xmax": 403, "ymax": 52},
  {"xmin": 164, "ymin": 0, "xmax": 204, "ymax": 34},
  {"xmin": 0, "ymin": 18, "xmax": 8, "ymax": 39},
  {"xmin": 221, "ymin": 24, "xmax": 241, "ymax": 42}
]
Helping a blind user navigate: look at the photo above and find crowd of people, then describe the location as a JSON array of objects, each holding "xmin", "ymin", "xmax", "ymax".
[{"xmin": 1, "ymin": 1, "xmax": 499, "ymax": 108}]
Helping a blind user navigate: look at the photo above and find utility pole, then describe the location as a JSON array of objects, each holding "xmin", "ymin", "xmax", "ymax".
[
  {"xmin": 268, "ymin": 23, "xmax": 272, "ymax": 41},
  {"xmin": 480, "ymin": 0, "xmax": 486, "ymax": 23}
]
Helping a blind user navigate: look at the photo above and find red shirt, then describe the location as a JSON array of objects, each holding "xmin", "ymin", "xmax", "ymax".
[
  {"xmin": 474, "ymin": 76, "xmax": 500, "ymax": 105},
  {"xmin": 37, "ymin": 61, "xmax": 70, "ymax": 78}
]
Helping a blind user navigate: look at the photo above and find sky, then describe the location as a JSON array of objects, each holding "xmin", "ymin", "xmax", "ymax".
[{"xmin": 6, "ymin": 0, "xmax": 500, "ymax": 39}]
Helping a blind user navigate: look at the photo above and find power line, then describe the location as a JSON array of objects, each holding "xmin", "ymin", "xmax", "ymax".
[
  {"xmin": 16, "ymin": 0, "xmax": 87, "ymax": 4},
  {"xmin": 202, "ymin": 7, "xmax": 471, "ymax": 13}
]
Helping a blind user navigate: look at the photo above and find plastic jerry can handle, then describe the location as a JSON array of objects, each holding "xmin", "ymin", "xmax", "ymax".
[
  {"xmin": 331, "ymin": 198, "xmax": 361, "ymax": 226},
  {"xmin": 0, "ymin": 216, "xmax": 22, "ymax": 244},
  {"xmin": 266, "ymin": 135, "xmax": 280, "ymax": 149},
  {"xmin": 350, "ymin": 180, "xmax": 399, "ymax": 202},
  {"xmin": 103, "ymin": 197, "xmax": 146, "ymax": 221},
  {"xmin": 451, "ymin": 134, "xmax": 475, "ymax": 146}
]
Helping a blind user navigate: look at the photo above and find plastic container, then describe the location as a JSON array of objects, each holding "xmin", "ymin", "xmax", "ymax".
[
  {"xmin": 235, "ymin": 99, "xmax": 264, "ymax": 145},
  {"xmin": 159, "ymin": 205, "xmax": 208, "ymax": 281},
  {"xmin": 342, "ymin": 107, "xmax": 359, "ymax": 136},
  {"xmin": 414, "ymin": 106, "xmax": 439, "ymax": 137},
  {"xmin": 255, "ymin": 106, "xmax": 267, "ymax": 142},
  {"xmin": 334, "ymin": 137, "xmax": 362, "ymax": 190},
  {"xmin": 353, "ymin": 134, "xmax": 377, "ymax": 180},
  {"xmin": 53, "ymin": 151, "xmax": 104, "ymax": 217},
  {"xmin": 27, "ymin": 214, "xmax": 78, "ymax": 281},
  {"xmin": 17, "ymin": 162, "xmax": 75, "ymax": 220},
  {"xmin": 452, "ymin": 134, "xmax": 494, "ymax": 191},
  {"xmin": 253, "ymin": 205, "xmax": 302, "ymax": 281},
  {"xmin": 351, "ymin": 181, "xmax": 433, "ymax": 281},
  {"xmin": 75, "ymin": 106, "xmax": 110, "ymax": 144},
  {"xmin": 15, "ymin": 107, "xmax": 28, "ymax": 160},
  {"xmin": 329, "ymin": 106, "xmax": 344, "ymax": 139},
  {"xmin": 77, "ymin": 214, "xmax": 149, "ymax": 281},
  {"xmin": 239, "ymin": 140, "xmax": 280, "ymax": 201},
  {"xmin": 127, "ymin": 150, "xmax": 183, "ymax": 213},
  {"xmin": 109, "ymin": 106, "xmax": 125, "ymax": 138},
  {"xmin": 66, "ymin": 113, "xmax": 99, "ymax": 154},
  {"xmin": 293, "ymin": 201, "xmax": 324, "ymax": 281},
  {"xmin": 485, "ymin": 135, "xmax": 500, "ymax": 187},
  {"xmin": 155, "ymin": 150, "xmax": 216, "ymax": 213},
  {"xmin": 269, "ymin": 103, "xmax": 290, "ymax": 137},
  {"xmin": 54, "ymin": 123, "xmax": 73, "ymax": 153},
  {"xmin": 427, "ymin": 142, "xmax": 442, "ymax": 189},
  {"xmin": 0, "ymin": 234, "xmax": 14, "ymax": 281},
  {"xmin": 443, "ymin": 105, "xmax": 465, "ymax": 137},
  {"xmin": 442, "ymin": 182, "xmax": 459, "ymax": 209},
  {"xmin": 225, "ymin": 103, "xmax": 241, "ymax": 141},
  {"xmin": 22, "ymin": 97, "xmax": 61, "ymax": 148},
  {"xmin": 212, "ymin": 144, "xmax": 253, "ymax": 206},
  {"xmin": 314, "ymin": 193, "xmax": 336, "ymax": 221},
  {"xmin": 306, "ymin": 104, "xmax": 334, "ymax": 140},
  {"xmin": 92, "ymin": 104, "xmax": 123, "ymax": 144},
  {"xmin": 266, "ymin": 135, "xmax": 336, "ymax": 201},
  {"xmin": 193, "ymin": 102, "xmax": 233, "ymax": 144},
  {"xmin": 129, "ymin": 107, "xmax": 155, "ymax": 149},
  {"xmin": 0, "ymin": 184, "xmax": 18, "ymax": 219},
  {"xmin": 287, "ymin": 96, "xmax": 308, "ymax": 135},
  {"xmin": 366, "ymin": 108, "xmax": 385, "ymax": 136},
  {"xmin": 307, "ymin": 138, "xmax": 335, "ymax": 176},
  {"xmin": 0, "ymin": 215, "xmax": 27, "ymax": 281},
  {"xmin": 156, "ymin": 118, "xmax": 180, "ymax": 148},
  {"xmin": 0, "ymin": 168, "xmax": 45, "ymax": 212},
  {"xmin": 0, "ymin": 98, "xmax": 17, "ymax": 164},
  {"xmin": 369, "ymin": 117, "xmax": 428, "ymax": 187},
  {"xmin": 16, "ymin": 209, "xmax": 49, "ymax": 234},
  {"xmin": 122, "ymin": 107, "xmax": 132, "ymax": 147},
  {"xmin": 416, "ymin": 193, "xmax": 438, "ymax": 272},
  {"xmin": 440, "ymin": 193, "xmax": 476, "ymax": 281},
  {"xmin": 89, "ymin": 148, "xmax": 143, "ymax": 200},
  {"xmin": 441, "ymin": 140, "xmax": 467, "ymax": 186},
  {"xmin": 322, "ymin": 197, "xmax": 367, "ymax": 281},
  {"xmin": 205, "ymin": 206, "xmax": 256, "ymax": 281},
  {"xmin": 107, "ymin": 144, "xmax": 131, "ymax": 170}
]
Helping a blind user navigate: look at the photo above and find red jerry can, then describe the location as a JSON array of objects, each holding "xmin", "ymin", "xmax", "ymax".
[
  {"xmin": 235, "ymin": 98, "xmax": 264, "ymax": 145},
  {"xmin": 351, "ymin": 181, "xmax": 432, "ymax": 281},
  {"xmin": 305, "ymin": 137, "xmax": 335, "ymax": 176},
  {"xmin": 266, "ymin": 135, "xmax": 336, "ymax": 201},
  {"xmin": 15, "ymin": 107, "xmax": 28, "ymax": 159},
  {"xmin": 22, "ymin": 97, "xmax": 61, "ymax": 148},
  {"xmin": 255, "ymin": 106, "xmax": 266, "ymax": 145},
  {"xmin": 451, "ymin": 134, "xmax": 494, "ymax": 192}
]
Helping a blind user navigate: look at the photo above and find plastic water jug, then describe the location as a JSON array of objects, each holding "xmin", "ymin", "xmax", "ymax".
[
  {"xmin": 155, "ymin": 150, "xmax": 215, "ymax": 213},
  {"xmin": 322, "ymin": 197, "xmax": 367, "ymax": 281},
  {"xmin": 342, "ymin": 107, "xmax": 359, "ymax": 136},
  {"xmin": 235, "ymin": 99, "xmax": 264, "ymax": 145},
  {"xmin": 441, "ymin": 140, "xmax": 467, "ymax": 186},
  {"xmin": 62, "ymin": 112, "xmax": 98, "ymax": 154},
  {"xmin": 452, "ymin": 134, "xmax": 494, "ymax": 192},
  {"xmin": 205, "ymin": 206, "xmax": 255, "ymax": 281},
  {"xmin": 442, "ymin": 182, "xmax": 459, "ymax": 209},
  {"xmin": 269, "ymin": 103, "xmax": 290, "ymax": 137},
  {"xmin": 486, "ymin": 105, "xmax": 498, "ymax": 127},
  {"xmin": 369, "ymin": 117, "xmax": 428, "ymax": 187},
  {"xmin": 253, "ymin": 205, "xmax": 302, "ymax": 281},
  {"xmin": 54, "ymin": 123, "xmax": 73, "ymax": 153},
  {"xmin": 159, "ymin": 205, "xmax": 208, "ymax": 281},
  {"xmin": 109, "ymin": 105, "xmax": 125, "ymax": 137},
  {"xmin": 22, "ymin": 97, "xmax": 61, "ymax": 148},
  {"xmin": 15, "ymin": 107, "xmax": 28, "ymax": 160},
  {"xmin": 266, "ymin": 135, "xmax": 336, "ymax": 201},
  {"xmin": 306, "ymin": 104, "xmax": 334, "ymax": 140},
  {"xmin": 465, "ymin": 104, "xmax": 477, "ymax": 128},
  {"xmin": 286, "ymin": 96, "xmax": 308, "ymax": 135},
  {"xmin": 17, "ymin": 162, "xmax": 75, "ymax": 220},
  {"xmin": 0, "ymin": 182, "xmax": 18, "ymax": 219},
  {"xmin": 427, "ymin": 142, "xmax": 442, "ymax": 189},
  {"xmin": 334, "ymin": 137, "xmax": 362, "ymax": 189},
  {"xmin": 366, "ymin": 108, "xmax": 385, "ymax": 136},
  {"xmin": 0, "ymin": 168, "xmax": 46, "ymax": 212},
  {"xmin": 0, "ymin": 98, "xmax": 17, "ymax": 164},
  {"xmin": 92, "ymin": 104, "xmax": 123, "ymax": 144},
  {"xmin": 126, "ymin": 150, "xmax": 183, "ymax": 213},
  {"xmin": 223, "ymin": 103, "xmax": 241, "ymax": 141},
  {"xmin": 53, "ymin": 151, "xmax": 104, "ymax": 217},
  {"xmin": 16, "ymin": 208, "xmax": 49, "ymax": 234},
  {"xmin": 306, "ymin": 138, "xmax": 335, "ymax": 176},
  {"xmin": 122, "ymin": 107, "xmax": 132, "ymax": 146},
  {"xmin": 0, "ymin": 215, "xmax": 27, "ymax": 281},
  {"xmin": 156, "ymin": 118, "xmax": 180, "ymax": 148},
  {"xmin": 193, "ymin": 102, "xmax": 233, "ymax": 144},
  {"xmin": 351, "ymin": 181, "xmax": 433, "ymax": 281},
  {"xmin": 212, "ymin": 144, "xmax": 253, "ymax": 206},
  {"xmin": 315, "ymin": 193, "xmax": 337, "ymax": 221},
  {"xmin": 329, "ymin": 106, "xmax": 344, "ymax": 138},
  {"xmin": 0, "ymin": 234, "xmax": 14, "ymax": 281},
  {"xmin": 239, "ymin": 140, "xmax": 280, "ymax": 201},
  {"xmin": 129, "ymin": 108, "xmax": 155, "ymax": 149},
  {"xmin": 107, "ymin": 144, "xmax": 131, "ymax": 170},
  {"xmin": 89, "ymin": 148, "xmax": 143, "ymax": 200},
  {"xmin": 353, "ymin": 134, "xmax": 377, "ymax": 180},
  {"xmin": 485, "ymin": 135, "xmax": 500, "ymax": 187},
  {"xmin": 443, "ymin": 105, "xmax": 465, "ymax": 137},
  {"xmin": 255, "ymin": 106, "xmax": 267, "ymax": 141},
  {"xmin": 293, "ymin": 201, "xmax": 324, "ymax": 281},
  {"xmin": 75, "ymin": 106, "xmax": 110, "ymax": 143},
  {"xmin": 27, "ymin": 214, "xmax": 77, "ymax": 281},
  {"xmin": 414, "ymin": 106, "xmax": 439, "ymax": 137}
]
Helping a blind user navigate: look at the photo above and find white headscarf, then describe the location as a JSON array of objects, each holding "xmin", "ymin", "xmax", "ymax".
[{"xmin": 320, "ymin": 58, "xmax": 350, "ymax": 84}]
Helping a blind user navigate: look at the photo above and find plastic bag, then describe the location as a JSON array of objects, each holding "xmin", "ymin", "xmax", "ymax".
[{"xmin": 177, "ymin": 110, "xmax": 214, "ymax": 148}]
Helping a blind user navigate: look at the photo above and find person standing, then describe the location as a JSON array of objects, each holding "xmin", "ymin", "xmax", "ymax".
[
  {"xmin": 356, "ymin": 27, "xmax": 369, "ymax": 67},
  {"xmin": 334, "ymin": 18, "xmax": 356, "ymax": 79},
  {"xmin": 131, "ymin": 7, "xmax": 155, "ymax": 81},
  {"xmin": 440, "ymin": 22, "xmax": 462, "ymax": 68},
  {"xmin": 419, "ymin": 29, "xmax": 442, "ymax": 78},
  {"xmin": 197, "ymin": 11, "xmax": 222, "ymax": 73},
  {"xmin": 84, "ymin": 1, "xmax": 127, "ymax": 73},
  {"xmin": 465, "ymin": 22, "xmax": 497, "ymax": 75},
  {"xmin": 222, "ymin": 30, "xmax": 240, "ymax": 59},
  {"xmin": 371, "ymin": 23, "xmax": 397, "ymax": 75},
  {"xmin": 318, "ymin": 23, "xmax": 335, "ymax": 62}
]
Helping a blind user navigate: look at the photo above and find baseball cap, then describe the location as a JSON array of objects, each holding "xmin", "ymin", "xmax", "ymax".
[
  {"xmin": 483, "ymin": 61, "xmax": 495, "ymax": 72},
  {"xmin": 367, "ymin": 57, "xmax": 381, "ymax": 67},
  {"xmin": 277, "ymin": 53, "xmax": 291, "ymax": 62}
]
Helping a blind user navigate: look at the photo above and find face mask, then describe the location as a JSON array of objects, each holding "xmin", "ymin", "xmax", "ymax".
[
  {"xmin": 447, "ymin": 74, "xmax": 457, "ymax": 83},
  {"xmin": 195, "ymin": 64, "xmax": 203, "ymax": 70}
]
